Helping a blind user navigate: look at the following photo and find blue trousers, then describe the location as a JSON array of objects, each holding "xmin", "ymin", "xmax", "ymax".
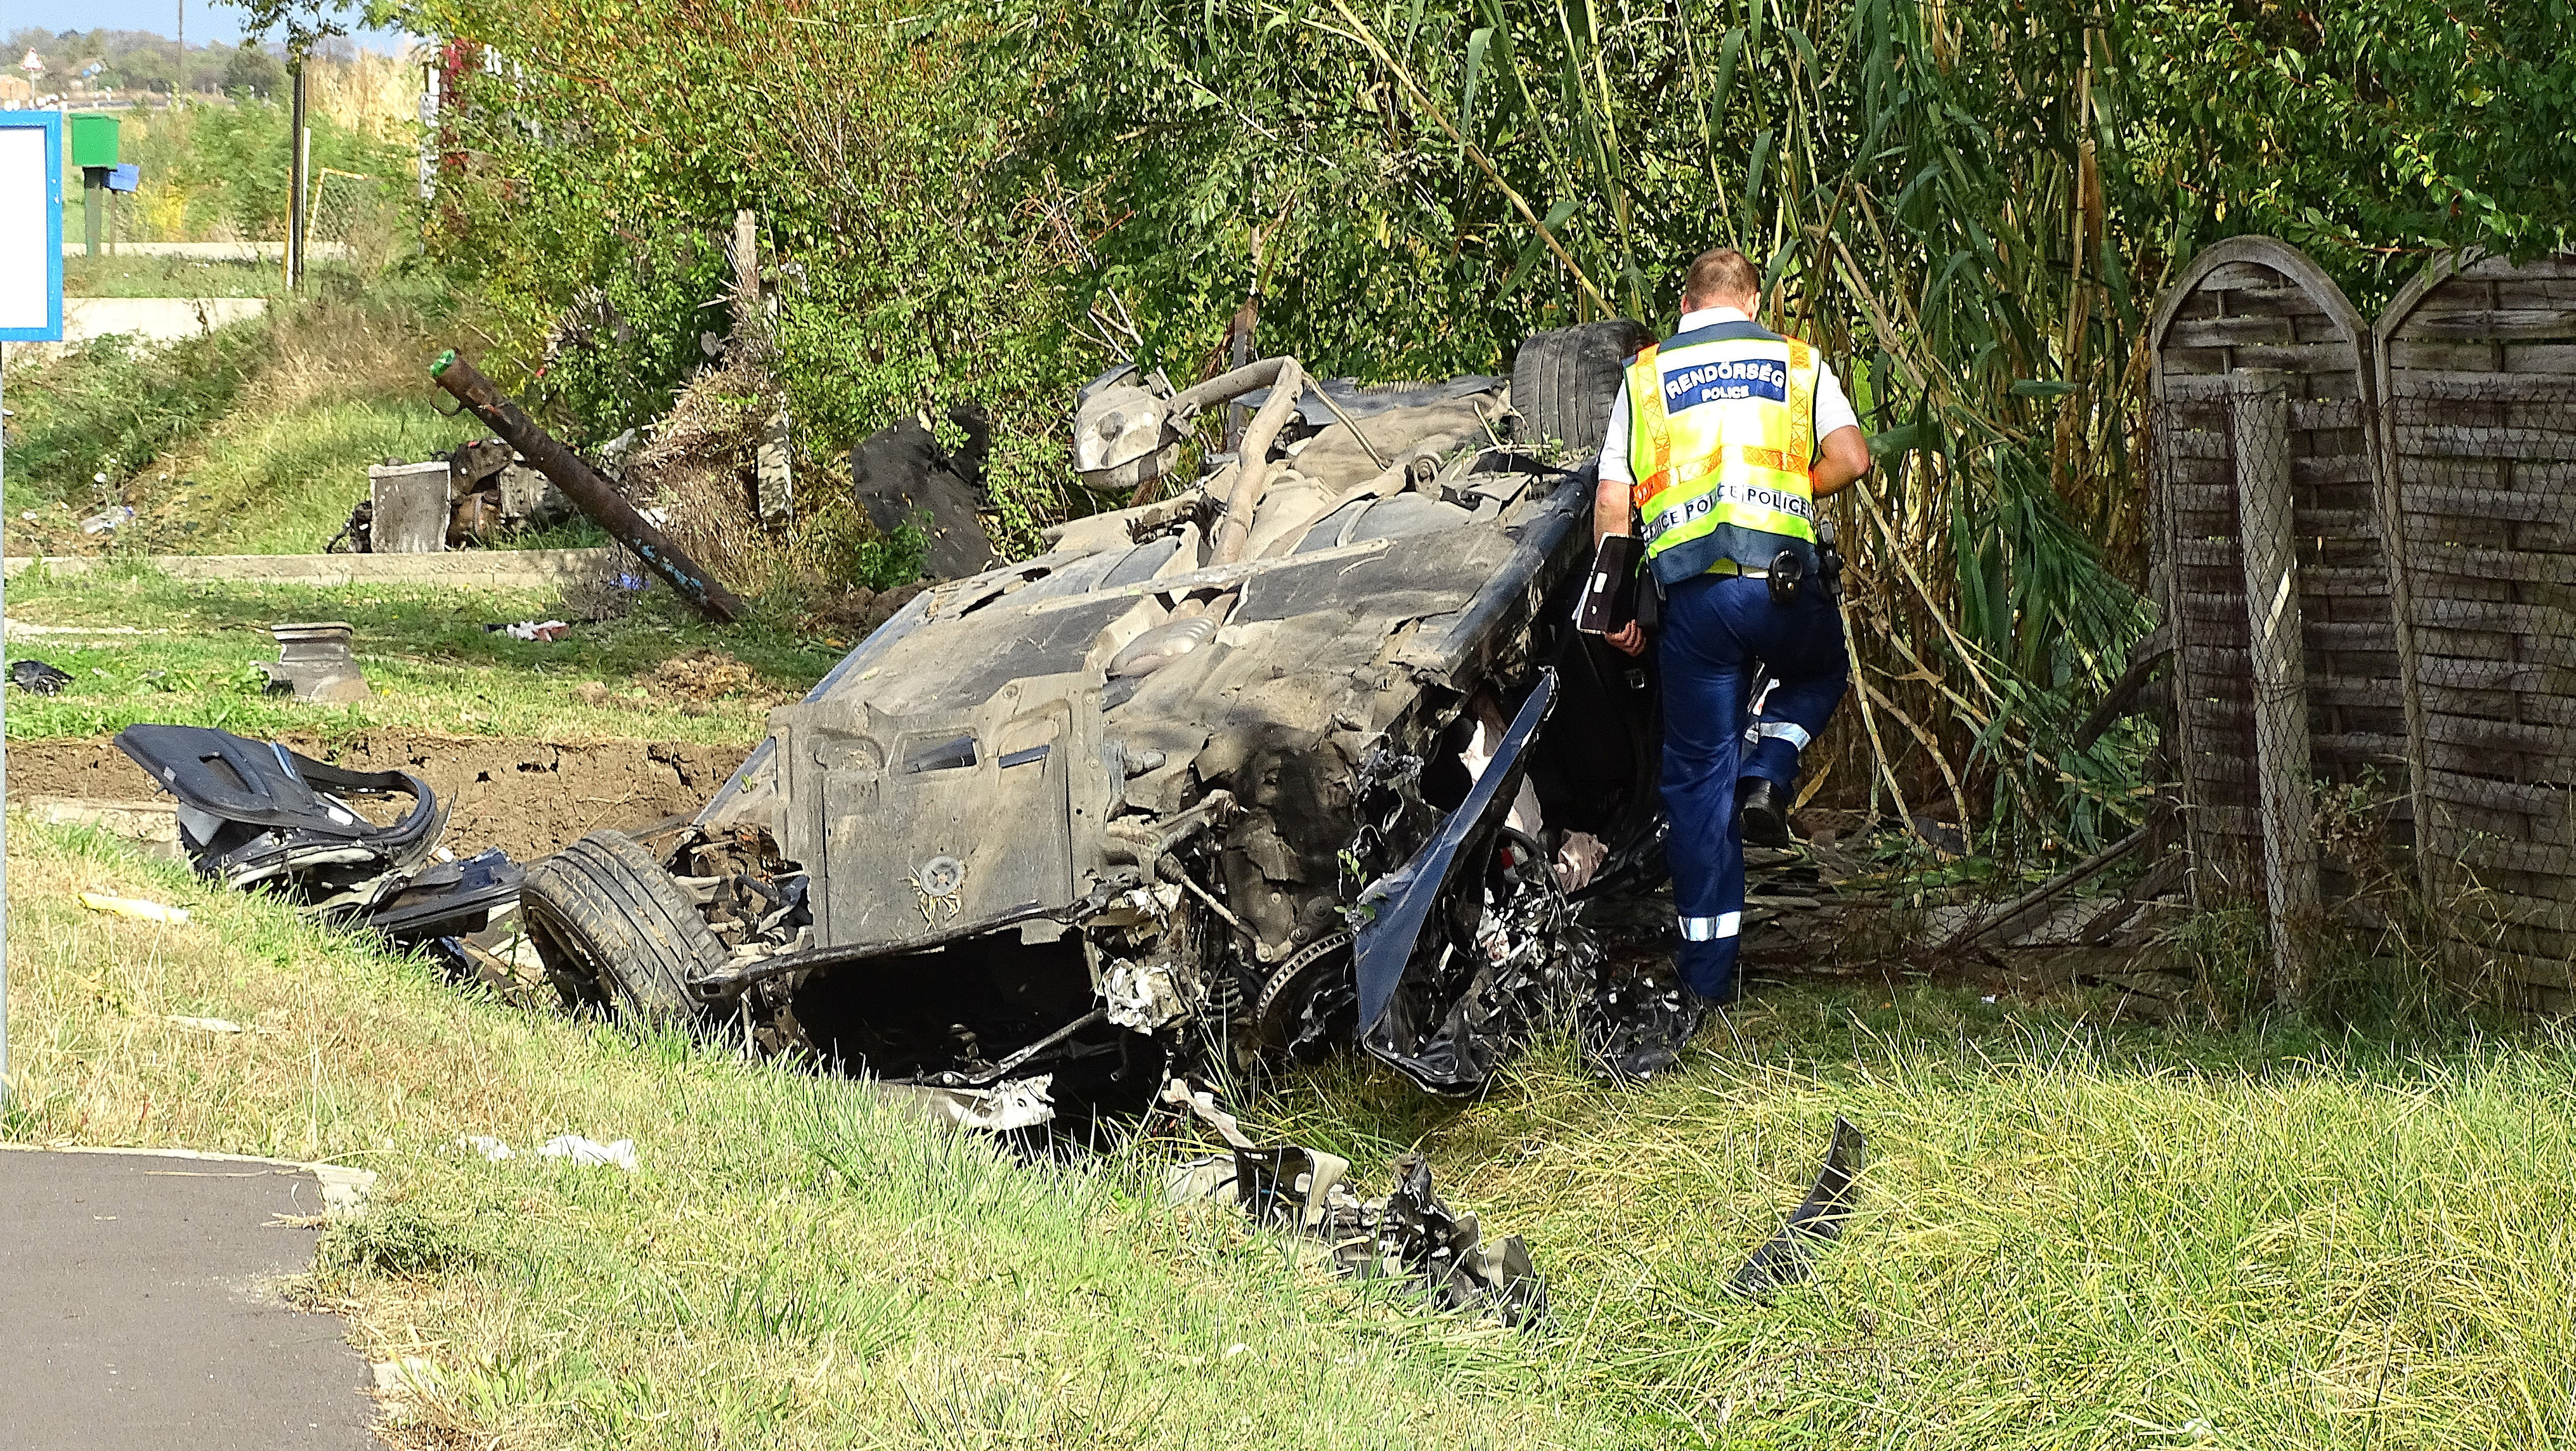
[{"xmin": 1658, "ymin": 574, "xmax": 1848, "ymax": 998}]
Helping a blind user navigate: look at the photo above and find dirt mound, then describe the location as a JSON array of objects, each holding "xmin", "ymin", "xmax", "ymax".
[
  {"xmin": 12, "ymin": 733, "xmax": 748, "ymax": 863},
  {"xmin": 645, "ymin": 649, "xmax": 760, "ymax": 703}
]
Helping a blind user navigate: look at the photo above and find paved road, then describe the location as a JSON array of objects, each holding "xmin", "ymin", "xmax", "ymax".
[{"xmin": 0, "ymin": 1149, "xmax": 375, "ymax": 1450}]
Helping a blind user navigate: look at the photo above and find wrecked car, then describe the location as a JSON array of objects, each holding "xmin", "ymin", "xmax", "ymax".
[{"xmin": 520, "ymin": 323, "xmax": 1681, "ymax": 1121}]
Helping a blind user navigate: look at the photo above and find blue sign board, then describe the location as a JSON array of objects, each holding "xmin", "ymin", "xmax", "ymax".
[
  {"xmin": 107, "ymin": 162, "xmax": 140, "ymax": 194},
  {"xmin": 0, "ymin": 110, "xmax": 65, "ymax": 343}
]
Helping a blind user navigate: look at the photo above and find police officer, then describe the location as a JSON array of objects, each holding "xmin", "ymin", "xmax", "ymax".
[{"xmin": 1595, "ymin": 248, "xmax": 1870, "ymax": 1005}]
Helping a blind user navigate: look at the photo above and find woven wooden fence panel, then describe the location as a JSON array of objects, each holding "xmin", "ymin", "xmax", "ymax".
[
  {"xmin": 2148, "ymin": 238, "xmax": 2393, "ymax": 900},
  {"xmin": 2378, "ymin": 253, "xmax": 2576, "ymax": 1005}
]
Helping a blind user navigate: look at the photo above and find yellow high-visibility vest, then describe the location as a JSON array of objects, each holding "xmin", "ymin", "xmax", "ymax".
[{"xmin": 1624, "ymin": 320, "xmax": 1822, "ymax": 586}]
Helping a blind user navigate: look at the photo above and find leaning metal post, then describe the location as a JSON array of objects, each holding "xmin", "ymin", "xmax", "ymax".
[
  {"xmin": 427, "ymin": 351, "xmax": 747, "ymax": 623},
  {"xmin": 2229, "ymin": 367, "xmax": 2321, "ymax": 1002}
]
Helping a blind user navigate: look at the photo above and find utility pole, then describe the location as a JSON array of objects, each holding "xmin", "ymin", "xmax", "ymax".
[{"xmin": 286, "ymin": 56, "xmax": 307, "ymax": 288}]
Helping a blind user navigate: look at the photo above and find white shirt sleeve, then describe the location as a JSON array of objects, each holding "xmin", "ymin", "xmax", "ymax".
[
  {"xmin": 1597, "ymin": 385, "xmax": 1632, "ymax": 486},
  {"xmin": 1814, "ymin": 359, "xmax": 1859, "ymax": 439}
]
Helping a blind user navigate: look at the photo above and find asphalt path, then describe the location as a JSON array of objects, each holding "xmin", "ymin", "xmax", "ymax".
[{"xmin": 0, "ymin": 1148, "xmax": 376, "ymax": 1450}]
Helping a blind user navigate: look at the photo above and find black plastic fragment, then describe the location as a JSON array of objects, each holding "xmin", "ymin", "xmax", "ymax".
[
  {"xmin": 1578, "ymin": 969, "xmax": 1703, "ymax": 1081},
  {"xmin": 1728, "ymin": 1116, "xmax": 1867, "ymax": 1300},
  {"xmin": 10, "ymin": 659, "xmax": 71, "ymax": 695}
]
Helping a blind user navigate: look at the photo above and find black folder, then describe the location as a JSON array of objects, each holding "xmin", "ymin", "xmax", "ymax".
[{"xmin": 1572, "ymin": 533, "xmax": 1645, "ymax": 634}]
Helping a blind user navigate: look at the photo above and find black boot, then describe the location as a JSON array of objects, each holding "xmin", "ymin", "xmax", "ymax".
[{"xmin": 1739, "ymin": 776, "xmax": 1792, "ymax": 848}]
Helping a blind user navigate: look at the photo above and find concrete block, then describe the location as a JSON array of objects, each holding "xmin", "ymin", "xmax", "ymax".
[{"xmin": 369, "ymin": 460, "xmax": 455, "ymax": 554}]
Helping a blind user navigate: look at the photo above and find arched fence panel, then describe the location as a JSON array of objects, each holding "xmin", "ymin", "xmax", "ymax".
[
  {"xmin": 2147, "ymin": 238, "xmax": 2388, "ymax": 915},
  {"xmin": 2377, "ymin": 252, "xmax": 2576, "ymax": 1006}
]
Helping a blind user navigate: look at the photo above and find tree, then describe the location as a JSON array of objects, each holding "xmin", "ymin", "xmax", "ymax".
[
  {"xmin": 223, "ymin": 41, "xmax": 285, "ymax": 97},
  {"xmin": 114, "ymin": 46, "xmax": 176, "ymax": 94}
]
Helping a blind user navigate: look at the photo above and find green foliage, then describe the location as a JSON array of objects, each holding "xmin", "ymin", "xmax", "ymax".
[
  {"xmin": 101, "ymin": 94, "xmax": 409, "ymax": 242},
  {"xmin": 223, "ymin": 41, "xmax": 289, "ymax": 97},
  {"xmin": 2123, "ymin": 0, "xmax": 2576, "ymax": 307},
  {"xmin": 535, "ymin": 227, "xmax": 736, "ymax": 445}
]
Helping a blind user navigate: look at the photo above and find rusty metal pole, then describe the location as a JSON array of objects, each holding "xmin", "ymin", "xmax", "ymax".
[{"xmin": 428, "ymin": 351, "xmax": 748, "ymax": 623}]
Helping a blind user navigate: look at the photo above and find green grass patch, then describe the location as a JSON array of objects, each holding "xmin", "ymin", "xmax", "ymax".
[
  {"xmin": 4, "ymin": 270, "xmax": 470, "ymax": 557},
  {"xmin": 152, "ymin": 395, "xmax": 485, "ymax": 554},
  {"xmin": 1, "ymin": 319, "xmax": 277, "ymax": 517},
  {"xmin": 2, "ymin": 823, "xmax": 1586, "ymax": 1448},
  {"xmin": 1251, "ymin": 1002, "xmax": 2576, "ymax": 1445},
  {"xmin": 9, "ymin": 814, "xmax": 2574, "ymax": 1445},
  {"xmin": 1, "ymin": 567, "xmax": 842, "ymax": 745},
  {"xmin": 61, "ymin": 254, "xmax": 298, "ymax": 299}
]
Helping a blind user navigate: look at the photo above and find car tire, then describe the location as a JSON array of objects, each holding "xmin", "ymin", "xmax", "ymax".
[
  {"xmin": 521, "ymin": 830, "xmax": 725, "ymax": 1030},
  {"xmin": 1511, "ymin": 319, "xmax": 1656, "ymax": 457}
]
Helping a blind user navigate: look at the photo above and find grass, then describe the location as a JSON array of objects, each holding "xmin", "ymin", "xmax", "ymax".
[
  {"xmin": 4, "ymin": 271, "xmax": 475, "ymax": 558},
  {"xmin": 1, "ymin": 823, "xmax": 1583, "ymax": 1449},
  {"xmin": 130, "ymin": 394, "xmax": 486, "ymax": 555},
  {"xmin": 9, "ymin": 808, "xmax": 2575, "ymax": 1446},
  {"xmin": 61, "ymin": 254, "xmax": 301, "ymax": 299},
  {"xmin": 1, "ymin": 567, "xmax": 845, "ymax": 746},
  {"xmin": 1249, "ymin": 1005, "xmax": 2576, "ymax": 1447}
]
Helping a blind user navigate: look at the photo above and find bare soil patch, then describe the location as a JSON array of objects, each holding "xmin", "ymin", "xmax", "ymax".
[{"xmin": 12, "ymin": 732, "xmax": 746, "ymax": 861}]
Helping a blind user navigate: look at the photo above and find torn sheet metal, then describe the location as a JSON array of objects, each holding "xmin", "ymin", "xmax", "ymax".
[
  {"xmin": 1354, "ymin": 671, "xmax": 1582, "ymax": 1096},
  {"xmin": 869, "ymin": 1075, "xmax": 1057, "ymax": 1132},
  {"xmin": 1728, "ymin": 1117, "xmax": 1868, "ymax": 1300},
  {"xmin": 1163, "ymin": 1081, "xmax": 1546, "ymax": 1327}
]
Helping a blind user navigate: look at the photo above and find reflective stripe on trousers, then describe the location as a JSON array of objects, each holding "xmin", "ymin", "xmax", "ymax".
[{"xmin": 1678, "ymin": 912, "xmax": 1743, "ymax": 942}]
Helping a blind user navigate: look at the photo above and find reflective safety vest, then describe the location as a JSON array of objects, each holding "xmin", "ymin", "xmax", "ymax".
[{"xmin": 1625, "ymin": 319, "xmax": 1822, "ymax": 587}]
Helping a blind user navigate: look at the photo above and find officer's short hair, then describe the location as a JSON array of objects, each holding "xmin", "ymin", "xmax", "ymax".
[{"xmin": 1684, "ymin": 249, "xmax": 1760, "ymax": 306}]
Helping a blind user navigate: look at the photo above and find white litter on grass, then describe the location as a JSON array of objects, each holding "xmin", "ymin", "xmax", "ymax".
[
  {"xmin": 79, "ymin": 892, "xmax": 190, "ymax": 923},
  {"xmin": 166, "ymin": 1014, "xmax": 244, "ymax": 1034},
  {"xmin": 459, "ymin": 1135, "xmax": 514, "ymax": 1162},
  {"xmin": 536, "ymin": 1135, "xmax": 639, "ymax": 1172}
]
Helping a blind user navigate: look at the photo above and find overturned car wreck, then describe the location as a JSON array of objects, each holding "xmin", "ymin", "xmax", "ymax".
[{"xmin": 524, "ymin": 324, "xmax": 1688, "ymax": 1123}]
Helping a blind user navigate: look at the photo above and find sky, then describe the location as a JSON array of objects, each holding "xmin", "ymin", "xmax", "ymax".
[{"xmin": 1, "ymin": 0, "xmax": 412, "ymax": 53}]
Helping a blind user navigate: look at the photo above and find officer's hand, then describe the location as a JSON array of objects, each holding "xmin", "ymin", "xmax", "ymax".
[{"xmin": 1607, "ymin": 621, "xmax": 1646, "ymax": 657}]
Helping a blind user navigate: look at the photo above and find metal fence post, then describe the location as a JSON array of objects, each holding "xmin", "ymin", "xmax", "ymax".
[{"xmin": 2229, "ymin": 368, "xmax": 2321, "ymax": 1001}]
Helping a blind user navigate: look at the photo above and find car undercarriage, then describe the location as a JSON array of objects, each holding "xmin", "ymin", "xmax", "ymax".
[{"xmin": 517, "ymin": 321, "xmax": 1701, "ymax": 1125}]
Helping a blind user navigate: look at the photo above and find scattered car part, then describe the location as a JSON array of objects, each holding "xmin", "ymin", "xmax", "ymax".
[
  {"xmin": 519, "ymin": 830, "xmax": 729, "ymax": 1028},
  {"xmin": 1727, "ymin": 1117, "xmax": 1867, "ymax": 1300},
  {"xmin": 1163, "ymin": 1081, "xmax": 1547, "ymax": 1327},
  {"xmin": 1353, "ymin": 670, "xmax": 1581, "ymax": 1094},
  {"xmin": 9, "ymin": 659, "xmax": 71, "ymax": 695},
  {"xmin": 257, "ymin": 621, "xmax": 370, "ymax": 703},
  {"xmin": 368, "ymin": 460, "xmax": 456, "ymax": 554},
  {"xmin": 324, "ymin": 499, "xmax": 375, "ymax": 554},
  {"xmin": 368, "ymin": 850, "xmax": 524, "ymax": 942},
  {"xmin": 111, "ymin": 724, "xmax": 518, "ymax": 947},
  {"xmin": 428, "ymin": 350, "xmax": 748, "ymax": 623},
  {"xmin": 852, "ymin": 403, "xmax": 994, "ymax": 580},
  {"xmin": 1575, "ymin": 965, "xmax": 1702, "ymax": 1081}
]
